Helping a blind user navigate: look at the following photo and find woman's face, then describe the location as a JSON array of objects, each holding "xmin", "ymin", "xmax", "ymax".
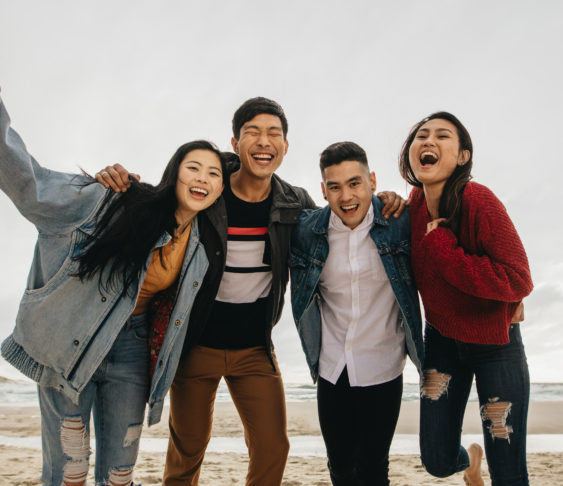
[
  {"xmin": 408, "ymin": 118, "xmax": 470, "ymax": 191},
  {"xmin": 175, "ymin": 149, "xmax": 224, "ymax": 221}
]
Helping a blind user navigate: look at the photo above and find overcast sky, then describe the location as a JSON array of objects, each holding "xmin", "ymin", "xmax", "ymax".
[{"xmin": 1, "ymin": 0, "xmax": 562, "ymax": 382}]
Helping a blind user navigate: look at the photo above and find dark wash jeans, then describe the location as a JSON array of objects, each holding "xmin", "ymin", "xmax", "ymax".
[
  {"xmin": 317, "ymin": 368, "xmax": 403, "ymax": 486},
  {"xmin": 420, "ymin": 324, "xmax": 530, "ymax": 486}
]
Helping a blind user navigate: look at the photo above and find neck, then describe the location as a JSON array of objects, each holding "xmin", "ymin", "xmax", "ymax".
[
  {"xmin": 230, "ymin": 170, "xmax": 272, "ymax": 202},
  {"xmin": 423, "ymin": 182, "xmax": 444, "ymax": 220},
  {"xmin": 174, "ymin": 210, "xmax": 195, "ymax": 233}
]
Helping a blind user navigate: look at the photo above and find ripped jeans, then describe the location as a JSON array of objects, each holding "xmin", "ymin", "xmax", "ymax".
[
  {"xmin": 420, "ymin": 324, "xmax": 529, "ymax": 486},
  {"xmin": 39, "ymin": 313, "xmax": 149, "ymax": 486}
]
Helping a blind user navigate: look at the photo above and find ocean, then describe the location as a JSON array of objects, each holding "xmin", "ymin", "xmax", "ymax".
[{"xmin": 1, "ymin": 376, "xmax": 563, "ymax": 407}]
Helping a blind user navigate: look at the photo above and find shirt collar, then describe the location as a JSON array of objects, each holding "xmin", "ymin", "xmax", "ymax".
[{"xmin": 328, "ymin": 203, "xmax": 374, "ymax": 233}]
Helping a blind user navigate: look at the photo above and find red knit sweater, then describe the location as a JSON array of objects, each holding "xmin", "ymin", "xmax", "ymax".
[{"xmin": 410, "ymin": 182, "xmax": 533, "ymax": 345}]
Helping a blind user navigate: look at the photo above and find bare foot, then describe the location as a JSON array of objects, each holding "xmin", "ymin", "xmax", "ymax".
[{"xmin": 463, "ymin": 443, "xmax": 484, "ymax": 486}]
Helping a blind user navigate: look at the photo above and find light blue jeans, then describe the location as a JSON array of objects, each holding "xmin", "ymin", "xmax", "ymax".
[{"xmin": 39, "ymin": 313, "xmax": 149, "ymax": 486}]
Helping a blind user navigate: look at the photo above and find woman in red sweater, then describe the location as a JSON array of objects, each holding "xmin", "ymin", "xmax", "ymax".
[{"xmin": 399, "ymin": 112, "xmax": 533, "ymax": 486}]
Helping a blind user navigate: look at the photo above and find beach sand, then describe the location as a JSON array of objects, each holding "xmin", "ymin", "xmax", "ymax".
[{"xmin": 1, "ymin": 401, "xmax": 562, "ymax": 485}]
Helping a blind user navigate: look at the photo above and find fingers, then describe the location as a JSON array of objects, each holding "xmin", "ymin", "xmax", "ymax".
[
  {"xmin": 377, "ymin": 191, "xmax": 406, "ymax": 219},
  {"xmin": 511, "ymin": 302, "xmax": 525, "ymax": 323},
  {"xmin": 425, "ymin": 218, "xmax": 446, "ymax": 235},
  {"xmin": 95, "ymin": 164, "xmax": 134, "ymax": 193}
]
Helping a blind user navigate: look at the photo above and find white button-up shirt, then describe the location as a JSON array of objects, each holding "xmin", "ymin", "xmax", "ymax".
[{"xmin": 318, "ymin": 206, "xmax": 406, "ymax": 386}]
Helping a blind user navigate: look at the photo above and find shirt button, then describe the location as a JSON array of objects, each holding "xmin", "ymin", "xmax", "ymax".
[
  {"xmin": 101, "ymin": 296, "xmax": 107, "ymax": 302},
  {"xmin": 175, "ymin": 320, "xmax": 181, "ymax": 326},
  {"xmin": 216, "ymin": 251, "xmax": 221, "ymax": 256},
  {"xmin": 73, "ymin": 340, "xmax": 79, "ymax": 346},
  {"xmin": 193, "ymin": 282, "xmax": 199, "ymax": 288}
]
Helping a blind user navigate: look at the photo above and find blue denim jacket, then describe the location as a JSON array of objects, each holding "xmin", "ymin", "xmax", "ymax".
[
  {"xmin": 289, "ymin": 197, "xmax": 424, "ymax": 382},
  {"xmin": 0, "ymin": 98, "xmax": 205, "ymax": 425}
]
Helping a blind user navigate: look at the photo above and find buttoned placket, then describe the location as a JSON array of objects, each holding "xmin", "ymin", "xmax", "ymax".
[{"xmin": 345, "ymin": 230, "xmax": 360, "ymax": 357}]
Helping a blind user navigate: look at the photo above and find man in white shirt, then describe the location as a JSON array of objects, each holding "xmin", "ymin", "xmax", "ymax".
[{"xmin": 290, "ymin": 142, "xmax": 424, "ymax": 485}]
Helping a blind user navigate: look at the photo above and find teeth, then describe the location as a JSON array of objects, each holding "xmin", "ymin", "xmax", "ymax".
[
  {"xmin": 341, "ymin": 204, "xmax": 358, "ymax": 211},
  {"xmin": 253, "ymin": 154, "xmax": 273, "ymax": 160},
  {"xmin": 191, "ymin": 187, "xmax": 208, "ymax": 196},
  {"xmin": 420, "ymin": 152, "xmax": 438, "ymax": 162}
]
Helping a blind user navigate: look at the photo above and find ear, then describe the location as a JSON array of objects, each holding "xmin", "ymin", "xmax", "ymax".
[
  {"xmin": 321, "ymin": 181, "xmax": 327, "ymax": 200},
  {"xmin": 459, "ymin": 149, "xmax": 470, "ymax": 166},
  {"xmin": 284, "ymin": 139, "xmax": 289, "ymax": 155},
  {"xmin": 369, "ymin": 171, "xmax": 377, "ymax": 193},
  {"xmin": 231, "ymin": 137, "xmax": 239, "ymax": 154}
]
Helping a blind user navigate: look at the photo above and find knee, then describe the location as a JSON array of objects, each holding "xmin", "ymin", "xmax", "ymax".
[
  {"xmin": 61, "ymin": 416, "xmax": 90, "ymax": 486},
  {"xmin": 108, "ymin": 466, "xmax": 135, "ymax": 486},
  {"xmin": 480, "ymin": 398, "xmax": 513, "ymax": 441},
  {"xmin": 421, "ymin": 369, "xmax": 451, "ymax": 401},
  {"xmin": 251, "ymin": 432, "xmax": 289, "ymax": 462},
  {"xmin": 420, "ymin": 449, "xmax": 460, "ymax": 478}
]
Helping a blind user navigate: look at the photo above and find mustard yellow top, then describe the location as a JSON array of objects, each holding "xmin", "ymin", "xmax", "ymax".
[{"xmin": 133, "ymin": 223, "xmax": 192, "ymax": 314}]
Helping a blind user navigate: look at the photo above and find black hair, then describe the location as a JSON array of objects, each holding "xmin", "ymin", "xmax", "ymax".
[
  {"xmin": 399, "ymin": 111, "xmax": 473, "ymax": 235},
  {"xmin": 232, "ymin": 97, "xmax": 288, "ymax": 140},
  {"xmin": 319, "ymin": 141, "xmax": 368, "ymax": 173},
  {"xmin": 76, "ymin": 140, "xmax": 226, "ymax": 297}
]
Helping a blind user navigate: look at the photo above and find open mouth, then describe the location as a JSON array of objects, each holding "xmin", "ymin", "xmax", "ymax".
[
  {"xmin": 190, "ymin": 187, "xmax": 208, "ymax": 198},
  {"xmin": 252, "ymin": 153, "xmax": 274, "ymax": 164},
  {"xmin": 341, "ymin": 204, "xmax": 359, "ymax": 214},
  {"xmin": 420, "ymin": 152, "xmax": 438, "ymax": 166}
]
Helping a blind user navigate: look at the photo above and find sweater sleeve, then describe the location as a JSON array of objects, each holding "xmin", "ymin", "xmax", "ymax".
[
  {"xmin": 421, "ymin": 187, "xmax": 533, "ymax": 302},
  {"xmin": 0, "ymin": 97, "xmax": 106, "ymax": 234}
]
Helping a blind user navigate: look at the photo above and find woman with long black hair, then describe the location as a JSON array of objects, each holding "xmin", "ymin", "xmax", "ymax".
[
  {"xmin": 400, "ymin": 112, "xmax": 533, "ymax": 486},
  {"xmin": 0, "ymin": 89, "xmax": 225, "ymax": 486}
]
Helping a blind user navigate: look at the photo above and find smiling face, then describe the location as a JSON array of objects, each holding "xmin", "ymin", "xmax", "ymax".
[
  {"xmin": 321, "ymin": 160, "xmax": 376, "ymax": 230},
  {"xmin": 408, "ymin": 118, "xmax": 470, "ymax": 192},
  {"xmin": 231, "ymin": 113, "xmax": 289, "ymax": 181},
  {"xmin": 175, "ymin": 149, "xmax": 224, "ymax": 223}
]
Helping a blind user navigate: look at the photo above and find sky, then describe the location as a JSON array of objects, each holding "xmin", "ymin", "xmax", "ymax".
[{"xmin": 0, "ymin": 0, "xmax": 562, "ymax": 383}]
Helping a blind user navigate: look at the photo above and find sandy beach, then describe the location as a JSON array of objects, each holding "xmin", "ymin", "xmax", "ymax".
[{"xmin": 1, "ymin": 401, "xmax": 562, "ymax": 485}]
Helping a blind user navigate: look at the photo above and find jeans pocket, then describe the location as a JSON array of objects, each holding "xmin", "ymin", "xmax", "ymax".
[{"xmin": 128, "ymin": 315, "xmax": 149, "ymax": 341}]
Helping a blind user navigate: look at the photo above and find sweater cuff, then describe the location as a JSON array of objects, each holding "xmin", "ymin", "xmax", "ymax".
[{"xmin": 421, "ymin": 226, "xmax": 457, "ymax": 251}]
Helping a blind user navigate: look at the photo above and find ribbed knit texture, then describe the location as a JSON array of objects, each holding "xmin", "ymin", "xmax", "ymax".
[{"xmin": 410, "ymin": 182, "xmax": 533, "ymax": 345}]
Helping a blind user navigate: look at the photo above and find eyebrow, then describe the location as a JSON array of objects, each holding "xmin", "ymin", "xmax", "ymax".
[
  {"xmin": 184, "ymin": 160, "xmax": 222, "ymax": 172},
  {"xmin": 326, "ymin": 175, "xmax": 362, "ymax": 186},
  {"xmin": 243, "ymin": 124, "xmax": 283, "ymax": 132},
  {"xmin": 418, "ymin": 127, "xmax": 454, "ymax": 134}
]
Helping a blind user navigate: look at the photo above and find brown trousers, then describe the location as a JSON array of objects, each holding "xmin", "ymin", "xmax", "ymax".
[{"xmin": 163, "ymin": 345, "xmax": 290, "ymax": 485}]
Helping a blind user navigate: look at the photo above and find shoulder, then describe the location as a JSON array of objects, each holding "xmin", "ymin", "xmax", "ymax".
[
  {"xmin": 272, "ymin": 174, "xmax": 316, "ymax": 209},
  {"xmin": 462, "ymin": 181, "xmax": 506, "ymax": 212}
]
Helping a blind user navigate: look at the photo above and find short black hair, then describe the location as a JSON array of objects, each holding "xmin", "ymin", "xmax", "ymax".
[
  {"xmin": 319, "ymin": 141, "xmax": 368, "ymax": 173},
  {"xmin": 232, "ymin": 97, "xmax": 288, "ymax": 140}
]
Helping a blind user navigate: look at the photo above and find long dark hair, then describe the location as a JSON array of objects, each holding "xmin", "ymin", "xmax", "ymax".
[
  {"xmin": 76, "ymin": 140, "xmax": 226, "ymax": 296},
  {"xmin": 399, "ymin": 111, "xmax": 473, "ymax": 235}
]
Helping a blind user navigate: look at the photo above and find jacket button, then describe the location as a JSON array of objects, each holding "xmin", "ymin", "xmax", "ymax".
[
  {"xmin": 73, "ymin": 340, "xmax": 79, "ymax": 346},
  {"xmin": 101, "ymin": 296, "xmax": 107, "ymax": 302},
  {"xmin": 58, "ymin": 384, "xmax": 64, "ymax": 390},
  {"xmin": 215, "ymin": 251, "xmax": 221, "ymax": 256},
  {"xmin": 159, "ymin": 360, "xmax": 163, "ymax": 366},
  {"xmin": 193, "ymin": 282, "xmax": 199, "ymax": 288},
  {"xmin": 175, "ymin": 320, "xmax": 181, "ymax": 326}
]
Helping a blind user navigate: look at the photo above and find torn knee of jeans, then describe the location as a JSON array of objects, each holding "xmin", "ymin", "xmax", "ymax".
[
  {"xmin": 108, "ymin": 465, "xmax": 135, "ymax": 486},
  {"xmin": 421, "ymin": 369, "xmax": 451, "ymax": 400},
  {"xmin": 61, "ymin": 416, "xmax": 90, "ymax": 484},
  {"xmin": 480, "ymin": 398, "xmax": 513, "ymax": 441},
  {"xmin": 122, "ymin": 422, "xmax": 143, "ymax": 448}
]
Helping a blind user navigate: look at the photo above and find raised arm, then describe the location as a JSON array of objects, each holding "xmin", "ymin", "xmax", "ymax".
[{"xmin": 0, "ymin": 93, "xmax": 105, "ymax": 233}]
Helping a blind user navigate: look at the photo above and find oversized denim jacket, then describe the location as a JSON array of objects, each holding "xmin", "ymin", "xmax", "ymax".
[
  {"xmin": 289, "ymin": 197, "xmax": 424, "ymax": 382},
  {"xmin": 0, "ymin": 98, "xmax": 206, "ymax": 425}
]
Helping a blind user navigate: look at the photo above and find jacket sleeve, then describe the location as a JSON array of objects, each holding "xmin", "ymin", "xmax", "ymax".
[
  {"xmin": 298, "ymin": 187, "xmax": 318, "ymax": 210},
  {"xmin": 0, "ymin": 97, "xmax": 106, "ymax": 234},
  {"xmin": 421, "ymin": 189, "xmax": 533, "ymax": 302}
]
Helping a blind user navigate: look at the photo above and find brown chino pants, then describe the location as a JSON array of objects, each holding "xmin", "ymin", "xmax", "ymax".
[{"xmin": 163, "ymin": 345, "xmax": 290, "ymax": 485}]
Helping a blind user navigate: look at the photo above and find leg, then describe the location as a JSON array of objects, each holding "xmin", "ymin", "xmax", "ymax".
[
  {"xmin": 38, "ymin": 383, "xmax": 95, "ymax": 486},
  {"xmin": 471, "ymin": 324, "xmax": 530, "ymax": 486},
  {"xmin": 225, "ymin": 347, "xmax": 289, "ymax": 486},
  {"xmin": 419, "ymin": 325, "xmax": 473, "ymax": 477},
  {"xmin": 163, "ymin": 346, "xmax": 223, "ymax": 486},
  {"xmin": 355, "ymin": 373, "xmax": 403, "ymax": 486},
  {"xmin": 92, "ymin": 313, "xmax": 150, "ymax": 486},
  {"xmin": 317, "ymin": 370, "xmax": 358, "ymax": 485}
]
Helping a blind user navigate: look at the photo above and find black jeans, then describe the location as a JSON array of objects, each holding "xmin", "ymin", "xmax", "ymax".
[
  {"xmin": 420, "ymin": 324, "xmax": 530, "ymax": 486},
  {"xmin": 317, "ymin": 368, "xmax": 403, "ymax": 486}
]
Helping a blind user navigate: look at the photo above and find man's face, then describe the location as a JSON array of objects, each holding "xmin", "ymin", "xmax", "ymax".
[
  {"xmin": 321, "ymin": 160, "xmax": 376, "ymax": 230},
  {"xmin": 231, "ymin": 113, "xmax": 289, "ymax": 180}
]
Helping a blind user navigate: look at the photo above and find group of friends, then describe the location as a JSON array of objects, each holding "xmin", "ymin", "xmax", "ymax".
[{"xmin": 0, "ymin": 90, "xmax": 533, "ymax": 486}]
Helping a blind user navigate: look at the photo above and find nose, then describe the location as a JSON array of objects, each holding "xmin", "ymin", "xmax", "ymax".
[
  {"xmin": 196, "ymin": 172, "xmax": 208, "ymax": 183},
  {"xmin": 341, "ymin": 185, "xmax": 353, "ymax": 201},
  {"xmin": 423, "ymin": 136, "xmax": 436, "ymax": 146},
  {"xmin": 257, "ymin": 132, "xmax": 271, "ymax": 147}
]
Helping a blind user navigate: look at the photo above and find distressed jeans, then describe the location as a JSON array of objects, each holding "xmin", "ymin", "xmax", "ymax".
[
  {"xmin": 39, "ymin": 313, "xmax": 150, "ymax": 486},
  {"xmin": 420, "ymin": 324, "xmax": 530, "ymax": 486}
]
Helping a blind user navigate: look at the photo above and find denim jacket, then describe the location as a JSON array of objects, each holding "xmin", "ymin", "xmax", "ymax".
[
  {"xmin": 0, "ymin": 98, "xmax": 206, "ymax": 425},
  {"xmin": 289, "ymin": 197, "xmax": 424, "ymax": 382}
]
